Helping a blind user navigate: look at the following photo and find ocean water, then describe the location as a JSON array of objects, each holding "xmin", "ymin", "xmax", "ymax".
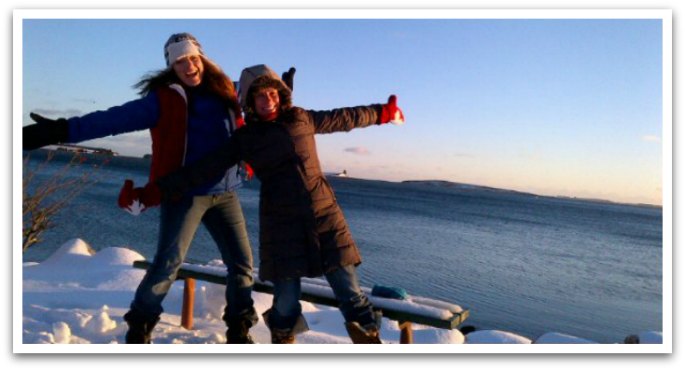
[{"xmin": 22, "ymin": 151, "xmax": 663, "ymax": 343}]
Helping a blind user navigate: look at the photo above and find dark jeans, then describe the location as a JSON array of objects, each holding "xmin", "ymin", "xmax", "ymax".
[
  {"xmin": 268, "ymin": 264, "xmax": 379, "ymax": 334},
  {"xmin": 130, "ymin": 192, "xmax": 256, "ymax": 324}
]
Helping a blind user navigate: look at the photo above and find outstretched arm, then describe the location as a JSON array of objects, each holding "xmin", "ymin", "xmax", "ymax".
[
  {"xmin": 309, "ymin": 95, "xmax": 405, "ymax": 134},
  {"xmin": 23, "ymin": 94, "xmax": 160, "ymax": 150}
]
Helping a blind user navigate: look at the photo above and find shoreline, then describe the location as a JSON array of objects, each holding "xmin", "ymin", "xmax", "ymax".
[{"xmin": 26, "ymin": 149, "xmax": 661, "ymax": 209}]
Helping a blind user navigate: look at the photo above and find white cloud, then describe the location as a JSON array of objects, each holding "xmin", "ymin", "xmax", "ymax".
[
  {"xmin": 642, "ymin": 135, "xmax": 661, "ymax": 143},
  {"xmin": 344, "ymin": 147, "xmax": 370, "ymax": 155},
  {"xmin": 31, "ymin": 108, "xmax": 83, "ymax": 119}
]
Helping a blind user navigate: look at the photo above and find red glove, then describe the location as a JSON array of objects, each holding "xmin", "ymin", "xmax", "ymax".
[
  {"xmin": 236, "ymin": 115, "xmax": 246, "ymax": 128},
  {"xmin": 140, "ymin": 182, "xmax": 162, "ymax": 207},
  {"xmin": 118, "ymin": 180, "xmax": 160, "ymax": 216},
  {"xmin": 243, "ymin": 162, "xmax": 255, "ymax": 181},
  {"xmin": 379, "ymin": 95, "xmax": 405, "ymax": 125}
]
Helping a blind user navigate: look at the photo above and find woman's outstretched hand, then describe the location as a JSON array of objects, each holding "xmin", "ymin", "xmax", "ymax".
[
  {"xmin": 23, "ymin": 112, "xmax": 69, "ymax": 150},
  {"xmin": 379, "ymin": 95, "xmax": 405, "ymax": 125},
  {"xmin": 281, "ymin": 67, "xmax": 296, "ymax": 91}
]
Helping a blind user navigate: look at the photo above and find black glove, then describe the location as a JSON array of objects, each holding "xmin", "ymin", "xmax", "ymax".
[
  {"xmin": 23, "ymin": 113, "xmax": 69, "ymax": 150},
  {"xmin": 281, "ymin": 67, "xmax": 296, "ymax": 91}
]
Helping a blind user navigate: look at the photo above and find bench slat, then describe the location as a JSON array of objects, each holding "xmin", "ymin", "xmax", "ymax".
[{"xmin": 132, "ymin": 260, "xmax": 468, "ymax": 330}]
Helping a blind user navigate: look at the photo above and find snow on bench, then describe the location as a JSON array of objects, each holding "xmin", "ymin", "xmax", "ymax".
[{"xmin": 133, "ymin": 260, "xmax": 470, "ymax": 343}]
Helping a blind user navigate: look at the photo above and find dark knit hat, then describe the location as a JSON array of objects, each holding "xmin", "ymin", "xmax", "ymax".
[{"xmin": 164, "ymin": 33, "xmax": 204, "ymax": 66}]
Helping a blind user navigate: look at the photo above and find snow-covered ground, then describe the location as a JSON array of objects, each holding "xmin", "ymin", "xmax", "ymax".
[{"xmin": 18, "ymin": 239, "xmax": 663, "ymax": 354}]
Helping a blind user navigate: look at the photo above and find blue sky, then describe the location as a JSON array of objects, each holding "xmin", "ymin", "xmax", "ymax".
[{"xmin": 20, "ymin": 13, "xmax": 665, "ymax": 205}]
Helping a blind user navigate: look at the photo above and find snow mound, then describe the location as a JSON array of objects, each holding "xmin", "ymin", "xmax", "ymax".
[
  {"xmin": 23, "ymin": 305, "xmax": 122, "ymax": 344},
  {"xmin": 83, "ymin": 308, "xmax": 118, "ymax": 334},
  {"xmin": 40, "ymin": 238, "xmax": 95, "ymax": 266},
  {"xmin": 52, "ymin": 321, "xmax": 72, "ymax": 344},
  {"xmin": 24, "ymin": 239, "xmax": 146, "ymax": 291},
  {"xmin": 36, "ymin": 239, "xmax": 145, "ymax": 267},
  {"xmin": 533, "ymin": 332, "xmax": 597, "ymax": 344},
  {"xmin": 465, "ymin": 330, "xmax": 532, "ymax": 344},
  {"xmin": 90, "ymin": 246, "xmax": 145, "ymax": 266}
]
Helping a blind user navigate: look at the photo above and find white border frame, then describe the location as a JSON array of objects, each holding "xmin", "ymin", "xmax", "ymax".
[{"xmin": 13, "ymin": 8, "xmax": 673, "ymax": 355}]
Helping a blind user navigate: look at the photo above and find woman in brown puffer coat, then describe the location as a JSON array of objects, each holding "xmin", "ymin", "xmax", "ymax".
[{"xmin": 157, "ymin": 64, "xmax": 405, "ymax": 344}]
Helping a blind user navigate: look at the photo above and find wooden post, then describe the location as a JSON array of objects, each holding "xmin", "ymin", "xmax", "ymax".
[
  {"xmin": 181, "ymin": 278, "xmax": 196, "ymax": 330},
  {"xmin": 399, "ymin": 321, "xmax": 413, "ymax": 344}
]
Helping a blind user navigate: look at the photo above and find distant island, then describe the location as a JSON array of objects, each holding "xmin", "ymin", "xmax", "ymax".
[
  {"xmin": 401, "ymin": 180, "xmax": 662, "ymax": 209},
  {"xmin": 48, "ymin": 144, "xmax": 118, "ymax": 156},
  {"xmin": 402, "ymin": 179, "xmax": 538, "ymax": 197},
  {"xmin": 27, "ymin": 148, "xmax": 661, "ymax": 209}
]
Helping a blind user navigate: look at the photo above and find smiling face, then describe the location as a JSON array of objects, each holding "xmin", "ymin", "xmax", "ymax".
[
  {"xmin": 172, "ymin": 55, "xmax": 204, "ymax": 87},
  {"xmin": 254, "ymin": 87, "xmax": 280, "ymax": 121}
]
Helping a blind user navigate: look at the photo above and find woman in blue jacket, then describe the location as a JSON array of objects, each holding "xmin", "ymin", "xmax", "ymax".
[{"xmin": 23, "ymin": 33, "xmax": 262, "ymax": 344}]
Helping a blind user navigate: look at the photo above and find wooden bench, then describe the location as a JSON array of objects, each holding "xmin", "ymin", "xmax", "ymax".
[{"xmin": 133, "ymin": 260, "xmax": 470, "ymax": 344}]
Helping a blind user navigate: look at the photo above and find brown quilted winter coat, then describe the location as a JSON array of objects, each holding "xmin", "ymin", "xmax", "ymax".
[{"xmin": 158, "ymin": 104, "xmax": 383, "ymax": 282}]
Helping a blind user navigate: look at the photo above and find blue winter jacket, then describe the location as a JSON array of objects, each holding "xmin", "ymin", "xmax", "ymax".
[{"xmin": 66, "ymin": 88, "xmax": 242, "ymax": 195}]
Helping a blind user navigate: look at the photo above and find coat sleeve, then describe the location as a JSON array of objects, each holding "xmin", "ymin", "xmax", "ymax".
[
  {"xmin": 67, "ymin": 93, "xmax": 160, "ymax": 143},
  {"xmin": 306, "ymin": 105, "xmax": 383, "ymax": 134},
  {"xmin": 155, "ymin": 128, "xmax": 244, "ymax": 197}
]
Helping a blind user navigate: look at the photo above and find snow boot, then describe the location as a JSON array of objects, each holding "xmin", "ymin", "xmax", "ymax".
[
  {"xmin": 270, "ymin": 328, "xmax": 296, "ymax": 344},
  {"xmin": 345, "ymin": 321, "xmax": 382, "ymax": 344},
  {"xmin": 224, "ymin": 307, "xmax": 258, "ymax": 344},
  {"xmin": 226, "ymin": 319, "xmax": 255, "ymax": 344},
  {"xmin": 123, "ymin": 310, "xmax": 160, "ymax": 344},
  {"xmin": 227, "ymin": 330, "xmax": 255, "ymax": 344},
  {"xmin": 262, "ymin": 308, "xmax": 309, "ymax": 344}
]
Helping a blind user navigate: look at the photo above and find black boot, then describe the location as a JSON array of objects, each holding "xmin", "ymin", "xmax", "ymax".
[
  {"xmin": 224, "ymin": 307, "xmax": 258, "ymax": 344},
  {"xmin": 123, "ymin": 310, "xmax": 160, "ymax": 344},
  {"xmin": 226, "ymin": 319, "xmax": 255, "ymax": 344}
]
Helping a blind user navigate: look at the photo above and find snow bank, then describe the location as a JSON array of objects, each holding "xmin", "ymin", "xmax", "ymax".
[
  {"xmin": 20, "ymin": 238, "xmax": 663, "ymax": 350},
  {"xmin": 21, "ymin": 239, "xmax": 467, "ymax": 345}
]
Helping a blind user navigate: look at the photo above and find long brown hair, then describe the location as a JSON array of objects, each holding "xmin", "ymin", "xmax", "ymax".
[{"xmin": 134, "ymin": 55, "xmax": 241, "ymax": 116}]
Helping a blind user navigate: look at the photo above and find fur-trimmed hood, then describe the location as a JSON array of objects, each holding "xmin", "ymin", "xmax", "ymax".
[{"xmin": 238, "ymin": 64, "xmax": 292, "ymax": 121}]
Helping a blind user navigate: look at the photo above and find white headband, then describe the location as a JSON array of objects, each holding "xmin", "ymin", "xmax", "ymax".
[{"xmin": 165, "ymin": 40, "xmax": 202, "ymax": 66}]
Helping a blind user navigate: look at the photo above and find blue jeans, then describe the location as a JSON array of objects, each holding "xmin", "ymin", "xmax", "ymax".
[
  {"xmin": 130, "ymin": 192, "xmax": 257, "ymax": 325},
  {"xmin": 268, "ymin": 264, "xmax": 379, "ymax": 334}
]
